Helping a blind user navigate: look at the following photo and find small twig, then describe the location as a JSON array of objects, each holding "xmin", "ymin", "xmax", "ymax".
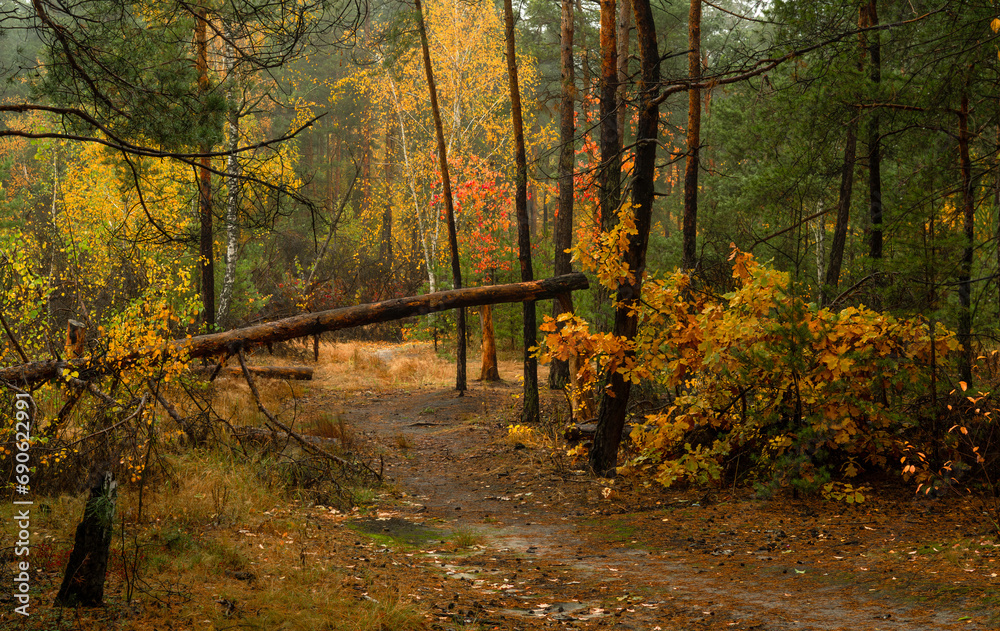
[
  {"xmin": 208, "ymin": 351, "xmax": 231, "ymax": 382},
  {"xmin": 828, "ymin": 274, "xmax": 878, "ymax": 307},
  {"xmin": 148, "ymin": 380, "xmax": 183, "ymax": 423},
  {"xmin": 0, "ymin": 379, "xmax": 30, "ymax": 395},
  {"xmin": 63, "ymin": 372, "xmax": 122, "ymax": 408},
  {"xmin": 0, "ymin": 311, "xmax": 29, "ymax": 363},
  {"xmin": 61, "ymin": 394, "xmax": 149, "ymax": 449},
  {"xmin": 236, "ymin": 350, "xmax": 368, "ymax": 473},
  {"xmin": 41, "ymin": 387, "xmax": 86, "ymax": 439}
]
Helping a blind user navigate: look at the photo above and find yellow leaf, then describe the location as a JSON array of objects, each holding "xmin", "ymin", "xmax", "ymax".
[{"xmin": 992, "ymin": 17, "xmax": 1000, "ymax": 33}]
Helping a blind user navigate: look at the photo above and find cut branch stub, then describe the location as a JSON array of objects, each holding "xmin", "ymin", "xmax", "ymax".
[{"xmin": 0, "ymin": 273, "xmax": 589, "ymax": 387}]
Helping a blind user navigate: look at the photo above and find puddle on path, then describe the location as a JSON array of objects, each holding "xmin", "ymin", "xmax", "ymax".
[{"xmin": 348, "ymin": 516, "xmax": 445, "ymax": 546}]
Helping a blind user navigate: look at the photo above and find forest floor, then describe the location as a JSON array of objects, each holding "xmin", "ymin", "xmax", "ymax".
[
  {"xmin": 307, "ymin": 341, "xmax": 1000, "ymax": 630},
  {"xmin": 4, "ymin": 340, "xmax": 1000, "ymax": 630}
]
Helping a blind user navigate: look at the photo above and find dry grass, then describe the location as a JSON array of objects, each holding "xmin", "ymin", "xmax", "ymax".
[
  {"xmin": 313, "ymin": 341, "xmax": 455, "ymax": 391},
  {"xmin": 393, "ymin": 432, "xmax": 414, "ymax": 451},
  {"xmin": 0, "ymin": 341, "xmax": 506, "ymax": 630},
  {"xmin": 0, "ymin": 448, "xmax": 427, "ymax": 631}
]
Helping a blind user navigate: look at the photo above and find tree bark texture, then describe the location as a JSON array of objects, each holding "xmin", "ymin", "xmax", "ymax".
[
  {"xmin": 589, "ymin": 0, "xmax": 659, "ymax": 476},
  {"xmin": 0, "ymin": 274, "xmax": 588, "ymax": 388},
  {"xmin": 381, "ymin": 121, "xmax": 394, "ymax": 281},
  {"xmin": 503, "ymin": 0, "xmax": 540, "ymax": 423},
  {"xmin": 55, "ymin": 472, "xmax": 117, "ymax": 607},
  {"xmin": 195, "ymin": 8, "xmax": 215, "ymax": 330},
  {"xmin": 859, "ymin": 0, "xmax": 882, "ymax": 271},
  {"xmin": 550, "ymin": 0, "xmax": 575, "ymax": 389},
  {"xmin": 218, "ymin": 18, "xmax": 241, "ymax": 328},
  {"xmin": 414, "ymin": 0, "xmax": 466, "ymax": 393},
  {"xmin": 595, "ymin": 0, "xmax": 621, "ymax": 334},
  {"xmin": 824, "ymin": 115, "xmax": 858, "ymax": 305},
  {"xmin": 478, "ymin": 305, "xmax": 500, "ymax": 381},
  {"xmin": 616, "ymin": 0, "xmax": 631, "ymax": 146},
  {"xmin": 958, "ymin": 91, "xmax": 975, "ymax": 384},
  {"xmin": 996, "ymin": 119, "xmax": 1000, "ymax": 322},
  {"xmin": 682, "ymin": 0, "xmax": 701, "ymax": 271},
  {"xmin": 863, "ymin": 1, "xmax": 883, "ymax": 264}
]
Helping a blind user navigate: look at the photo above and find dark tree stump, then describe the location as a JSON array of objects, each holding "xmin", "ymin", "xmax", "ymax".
[{"xmin": 55, "ymin": 472, "xmax": 117, "ymax": 607}]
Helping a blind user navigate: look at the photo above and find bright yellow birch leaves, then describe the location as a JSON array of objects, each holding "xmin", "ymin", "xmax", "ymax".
[{"xmin": 312, "ymin": 0, "xmax": 545, "ymax": 290}]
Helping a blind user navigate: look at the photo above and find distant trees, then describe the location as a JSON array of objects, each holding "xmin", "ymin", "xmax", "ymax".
[
  {"xmin": 6, "ymin": 0, "xmax": 1000, "ymax": 490},
  {"xmin": 2, "ymin": 0, "xmax": 359, "ymax": 332}
]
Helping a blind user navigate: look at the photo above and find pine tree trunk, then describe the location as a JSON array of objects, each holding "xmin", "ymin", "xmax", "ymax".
[
  {"xmin": 550, "ymin": 0, "xmax": 575, "ymax": 389},
  {"xmin": 479, "ymin": 304, "xmax": 500, "ymax": 381},
  {"xmin": 414, "ymin": 0, "xmax": 466, "ymax": 394},
  {"xmin": 996, "ymin": 119, "xmax": 1000, "ymax": 322},
  {"xmin": 864, "ymin": 1, "xmax": 883, "ymax": 265},
  {"xmin": 595, "ymin": 0, "xmax": 620, "ymax": 334},
  {"xmin": 617, "ymin": 0, "xmax": 631, "ymax": 145},
  {"xmin": 681, "ymin": 0, "xmax": 701, "ymax": 271},
  {"xmin": 589, "ymin": 0, "xmax": 659, "ymax": 476},
  {"xmin": 503, "ymin": 0, "xmax": 540, "ymax": 423},
  {"xmin": 958, "ymin": 91, "xmax": 975, "ymax": 384},
  {"xmin": 195, "ymin": 8, "xmax": 215, "ymax": 330},
  {"xmin": 824, "ymin": 116, "xmax": 858, "ymax": 305}
]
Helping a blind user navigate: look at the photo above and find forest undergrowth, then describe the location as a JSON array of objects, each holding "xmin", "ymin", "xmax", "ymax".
[{"xmin": 2, "ymin": 338, "xmax": 1000, "ymax": 629}]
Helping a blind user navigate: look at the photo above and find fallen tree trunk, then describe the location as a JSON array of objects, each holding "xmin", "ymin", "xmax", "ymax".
[
  {"xmin": 1, "ymin": 273, "xmax": 588, "ymax": 388},
  {"xmin": 190, "ymin": 365, "xmax": 314, "ymax": 381}
]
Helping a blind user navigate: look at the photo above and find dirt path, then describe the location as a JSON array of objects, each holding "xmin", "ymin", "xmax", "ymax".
[{"xmin": 331, "ymin": 376, "xmax": 997, "ymax": 631}]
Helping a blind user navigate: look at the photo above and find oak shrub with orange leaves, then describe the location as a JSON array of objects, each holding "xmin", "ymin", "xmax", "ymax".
[{"xmin": 541, "ymin": 233, "xmax": 959, "ymax": 497}]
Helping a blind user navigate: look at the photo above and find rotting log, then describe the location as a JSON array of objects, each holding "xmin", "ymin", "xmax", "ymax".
[
  {"xmin": 190, "ymin": 365, "xmax": 314, "ymax": 381},
  {"xmin": 0, "ymin": 273, "xmax": 589, "ymax": 388}
]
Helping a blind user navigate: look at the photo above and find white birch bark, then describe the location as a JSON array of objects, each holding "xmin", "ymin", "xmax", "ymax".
[
  {"xmin": 386, "ymin": 71, "xmax": 439, "ymax": 294},
  {"xmin": 217, "ymin": 20, "xmax": 241, "ymax": 327}
]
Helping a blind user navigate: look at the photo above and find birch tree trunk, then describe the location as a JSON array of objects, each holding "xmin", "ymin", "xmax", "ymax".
[
  {"xmin": 218, "ymin": 19, "xmax": 241, "ymax": 328},
  {"xmin": 386, "ymin": 73, "xmax": 439, "ymax": 296}
]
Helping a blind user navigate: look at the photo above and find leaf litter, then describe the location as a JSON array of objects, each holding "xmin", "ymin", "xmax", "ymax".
[{"xmin": 311, "ymin": 349, "xmax": 1000, "ymax": 630}]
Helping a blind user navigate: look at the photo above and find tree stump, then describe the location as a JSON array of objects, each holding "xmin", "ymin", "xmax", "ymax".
[
  {"xmin": 55, "ymin": 472, "xmax": 117, "ymax": 607},
  {"xmin": 65, "ymin": 319, "xmax": 85, "ymax": 359}
]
